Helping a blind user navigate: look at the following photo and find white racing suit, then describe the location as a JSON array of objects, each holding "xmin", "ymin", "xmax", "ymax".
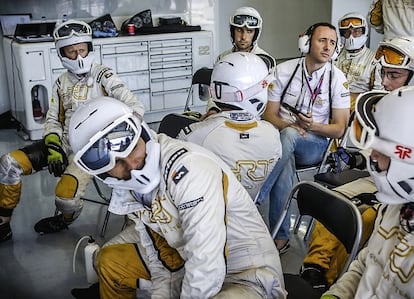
[
  {"xmin": 334, "ymin": 46, "xmax": 382, "ymax": 110},
  {"xmin": 324, "ymin": 204, "xmax": 414, "ymax": 298},
  {"xmin": 369, "ymin": 0, "xmax": 414, "ymax": 40},
  {"xmin": 177, "ymin": 111, "xmax": 282, "ymax": 200},
  {"xmin": 97, "ymin": 134, "xmax": 286, "ymax": 299},
  {"xmin": 0, "ymin": 63, "xmax": 144, "ymax": 221}
]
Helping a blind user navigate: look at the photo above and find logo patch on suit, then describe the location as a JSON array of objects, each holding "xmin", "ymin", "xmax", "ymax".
[
  {"xmin": 183, "ymin": 126, "xmax": 192, "ymax": 135},
  {"xmin": 240, "ymin": 132, "xmax": 250, "ymax": 139},
  {"xmin": 178, "ymin": 197, "xmax": 204, "ymax": 210},
  {"xmin": 172, "ymin": 165, "xmax": 188, "ymax": 184}
]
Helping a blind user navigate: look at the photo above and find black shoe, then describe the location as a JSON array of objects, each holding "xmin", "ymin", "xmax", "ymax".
[
  {"xmin": 0, "ymin": 221, "xmax": 12, "ymax": 242},
  {"xmin": 300, "ymin": 264, "xmax": 328, "ymax": 294},
  {"xmin": 71, "ymin": 283, "xmax": 100, "ymax": 299},
  {"xmin": 34, "ymin": 214, "xmax": 69, "ymax": 234}
]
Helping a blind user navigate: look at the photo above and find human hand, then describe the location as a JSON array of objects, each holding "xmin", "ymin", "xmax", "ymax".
[
  {"xmin": 44, "ymin": 133, "xmax": 68, "ymax": 177},
  {"xmin": 296, "ymin": 113, "xmax": 313, "ymax": 131}
]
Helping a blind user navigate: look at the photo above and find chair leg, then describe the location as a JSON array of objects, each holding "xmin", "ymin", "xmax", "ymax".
[
  {"xmin": 100, "ymin": 209, "xmax": 111, "ymax": 238},
  {"xmin": 304, "ymin": 218, "xmax": 315, "ymax": 241}
]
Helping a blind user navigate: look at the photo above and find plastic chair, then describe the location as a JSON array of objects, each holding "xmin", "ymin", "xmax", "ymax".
[
  {"xmin": 272, "ymin": 181, "xmax": 363, "ymax": 267},
  {"xmin": 272, "ymin": 181, "xmax": 363, "ymax": 299},
  {"xmin": 292, "ymin": 138, "xmax": 334, "ymax": 240}
]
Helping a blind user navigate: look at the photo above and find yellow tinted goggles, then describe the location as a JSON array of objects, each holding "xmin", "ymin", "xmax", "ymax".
[
  {"xmin": 375, "ymin": 45, "xmax": 408, "ymax": 66},
  {"xmin": 339, "ymin": 17, "xmax": 363, "ymax": 29}
]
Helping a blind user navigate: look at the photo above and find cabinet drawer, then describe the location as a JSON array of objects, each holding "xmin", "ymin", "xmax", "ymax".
[
  {"xmin": 151, "ymin": 75, "xmax": 192, "ymax": 92},
  {"xmin": 103, "ymin": 52, "xmax": 149, "ymax": 73},
  {"xmin": 150, "ymin": 58, "xmax": 192, "ymax": 70},
  {"xmin": 151, "ymin": 88, "xmax": 189, "ymax": 110},
  {"xmin": 150, "ymin": 38, "xmax": 191, "ymax": 50},
  {"xmin": 101, "ymin": 42, "xmax": 147, "ymax": 54},
  {"xmin": 151, "ymin": 66, "xmax": 192, "ymax": 79},
  {"xmin": 119, "ymin": 71, "xmax": 150, "ymax": 91},
  {"xmin": 134, "ymin": 89, "xmax": 150, "ymax": 112}
]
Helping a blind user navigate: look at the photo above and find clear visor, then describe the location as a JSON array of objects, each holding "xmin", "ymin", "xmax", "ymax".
[
  {"xmin": 375, "ymin": 45, "xmax": 409, "ymax": 66},
  {"xmin": 54, "ymin": 21, "xmax": 92, "ymax": 40},
  {"xmin": 230, "ymin": 14, "xmax": 260, "ymax": 29},
  {"xmin": 339, "ymin": 17, "xmax": 363, "ymax": 29},
  {"xmin": 75, "ymin": 118, "xmax": 140, "ymax": 174},
  {"xmin": 209, "ymin": 74, "xmax": 273, "ymax": 103}
]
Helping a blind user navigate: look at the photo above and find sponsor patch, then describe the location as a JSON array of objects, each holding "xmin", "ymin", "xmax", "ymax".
[
  {"xmin": 172, "ymin": 165, "xmax": 188, "ymax": 184},
  {"xmin": 178, "ymin": 197, "xmax": 204, "ymax": 210},
  {"xmin": 341, "ymin": 92, "xmax": 350, "ymax": 97},
  {"xmin": 183, "ymin": 126, "xmax": 192, "ymax": 135},
  {"xmin": 164, "ymin": 148, "xmax": 188, "ymax": 183},
  {"xmin": 343, "ymin": 82, "xmax": 349, "ymax": 89},
  {"xmin": 240, "ymin": 132, "xmax": 249, "ymax": 139}
]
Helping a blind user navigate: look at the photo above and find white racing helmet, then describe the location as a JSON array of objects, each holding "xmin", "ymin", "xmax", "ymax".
[
  {"xmin": 375, "ymin": 36, "xmax": 414, "ymax": 86},
  {"xmin": 229, "ymin": 6, "xmax": 263, "ymax": 46},
  {"xmin": 338, "ymin": 12, "xmax": 368, "ymax": 51},
  {"xmin": 350, "ymin": 86, "xmax": 414, "ymax": 204},
  {"xmin": 209, "ymin": 52, "xmax": 274, "ymax": 118},
  {"xmin": 54, "ymin": 20, "xmax": 95, "ymax": 74},
  {"xmin": 69, "ymin": 97, "xmax": 161, "ymax": 194}
]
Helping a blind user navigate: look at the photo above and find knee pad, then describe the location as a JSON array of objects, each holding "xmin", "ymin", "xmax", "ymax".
[
  {"xmin": 56, "ymin": 174, "xmax": 79, "ymax": 199},
  {"xmin": 55, "ymin": 175, "xmax": 83, "ymax": 221},
  {"xmin": 55, "ymin": 196, "xmax": 83, "ymax": 221},
  {"xmin": 1, "ymin": 152, "xmax": 26, "ymax": 183}
]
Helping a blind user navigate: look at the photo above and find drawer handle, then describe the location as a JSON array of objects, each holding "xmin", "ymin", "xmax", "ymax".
[
  {"xmin": 152, "ymin": 88, "xmax": 189, "ymax": 96},
  {"xmin": 151, "ymin": 76, "xmax": 191, "ymax": 83}
]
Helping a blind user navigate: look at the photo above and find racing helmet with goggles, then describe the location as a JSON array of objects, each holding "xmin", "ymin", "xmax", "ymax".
[
  {"xmin": 54, "ymin": 20, "xmax": 95, "ymax": 74},
  {"xmin": 229, "ymin": 6, "xmax": 263, "ymax": 46},
  {"xmin": 209, "ymin": 52, "xmax": 274, "ymax": 118},
  {"xmin": 350, "ymin": 86, "xmax": 414, "ymax": 204},
  {"xmin": 338, "ymin": 12, "xmax": 368, "ymax": 51},
  {"xmin": 69, "ymin": 97, "xmax": 161, "ymax": 194}
]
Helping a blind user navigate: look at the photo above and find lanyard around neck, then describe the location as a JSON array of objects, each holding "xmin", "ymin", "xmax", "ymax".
[{"xmin": 302, "ymin": 63, "xmax": 325, "ymax": 112}]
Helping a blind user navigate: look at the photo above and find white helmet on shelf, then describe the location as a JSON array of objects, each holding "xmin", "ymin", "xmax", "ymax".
[
  {"xmin": 69, "ymin": 97, "xmax": 161, "ymax": 194},
  {"xmin": 209, "ymin": 52, "xmax": 274, "ymax": 118},
  {"xmin": 338, "ymin": 12, "xmax": 368, "ymax": 51},
  {"xmin": 229, "ymin": 6, "xmax": 263, "ymax": 45},
  {"xmin": 350, "ymin": 86, "xmax": 414, "ymax": 204},
  {"xmin": 53, "ymin": 20, "xmax": 95, "ymax": 74}
]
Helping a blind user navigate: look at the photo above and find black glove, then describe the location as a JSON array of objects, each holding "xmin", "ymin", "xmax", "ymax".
[{"xmin": 44, "ymin": 133, "xmax": 68, "ymax": 177}]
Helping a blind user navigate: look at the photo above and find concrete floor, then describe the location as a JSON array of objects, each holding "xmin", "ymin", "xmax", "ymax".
[{"xmin": 0, "ymin": 127, "xmax": 312, "ymax": 299}]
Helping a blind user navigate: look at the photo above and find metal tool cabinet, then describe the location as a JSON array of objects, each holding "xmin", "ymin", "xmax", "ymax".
[{"xmin": 3, "ymin": 31, "xmax": 213, "ymax": 140}]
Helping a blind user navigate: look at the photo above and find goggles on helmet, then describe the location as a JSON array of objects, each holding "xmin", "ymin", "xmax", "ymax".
[
  {"xmin": 339, "ymin": 17, "xmax": 363, "ymax": 29},
  {"xmin": 230, "ymin": 14, "xmax": 260, "ymax": 29},
  {"xmin": 375, "ymin": 45, "xmax": 410, "ymax": 66},
  {"xmin": 209, "ymin": 73, "xmax": 274, "ymax": 103},
  {"xmin": 74, "ymin": 118, "xmax": 140, "ymax": 175},
  {"xmin": 351, "ymin": 91, "xmax": 414, "ymax": 164},
  {"xmin": 54, "ymin": 21, "xmax": 92, "ymax": 40}
]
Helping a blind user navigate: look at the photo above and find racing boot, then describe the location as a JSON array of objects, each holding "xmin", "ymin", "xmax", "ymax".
[
  {"xmin": 0, "ymin": 218, "xmax": 12, "ymax": 242},
  {"xmin": 71, "ymin": 283, "xmax": 100, "ymax": 299},
  {"xmin": 34, "ymin": 213, "xmax": 70, "ymax": 234}
]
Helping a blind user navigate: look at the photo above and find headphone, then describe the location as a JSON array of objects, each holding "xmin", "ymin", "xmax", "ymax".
[{"xmin": 298, "ymin": 22, "xmax": 340, "ymax": 57}]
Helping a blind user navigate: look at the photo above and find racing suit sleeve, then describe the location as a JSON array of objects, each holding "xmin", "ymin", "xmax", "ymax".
[
  {"xmin": 322, "ymin": 247, "xmax": 368, "ymax": 299},
  {"xmin": 98, "ymin": 66, "xmax": 145, "ymax": 118},
  {"xmin": 369, "ymin": 0, "xmax": 384, "ymax": 34},
  {"xmin": 167, "ymin": 154, "xmax": 228, "ymax": 298},
  {"xmin": 43, "ymin": 78, "xmax": 65, "ymax": 140}
]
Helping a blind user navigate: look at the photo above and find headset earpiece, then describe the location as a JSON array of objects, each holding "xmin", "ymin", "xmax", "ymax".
[
  {"xmin": 298, "ymin": 33, "xmax": 311, "ymax": 54},
  {"xmin": 298, "ymin": 25, "xmax": 314, "ymax": 55}
]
